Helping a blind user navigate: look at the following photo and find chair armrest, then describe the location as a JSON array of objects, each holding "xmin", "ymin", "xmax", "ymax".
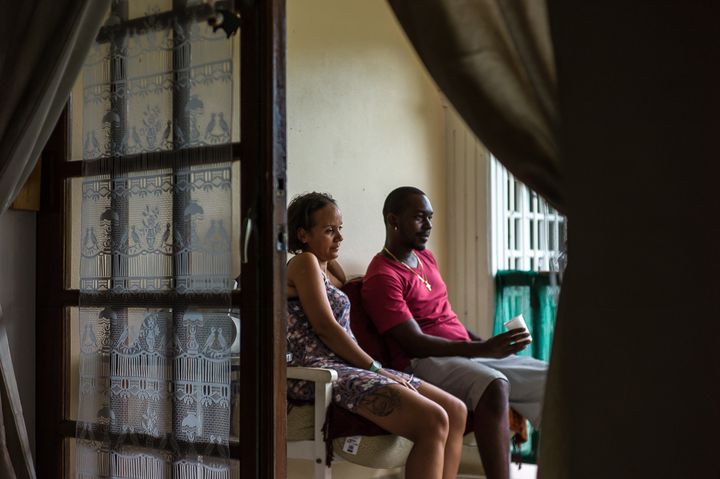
[
  {"xmin": 287, "ymin": 366, "xmax": 338, "ymax": 468},
  {"xmin": 287, "ymin": 366, "xmax": 338, "ymax": 383}
]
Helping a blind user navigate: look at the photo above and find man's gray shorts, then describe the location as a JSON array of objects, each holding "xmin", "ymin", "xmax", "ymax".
[{"xmin": 409, "ymin": 355, "xmax": 547, "ymax": 428}]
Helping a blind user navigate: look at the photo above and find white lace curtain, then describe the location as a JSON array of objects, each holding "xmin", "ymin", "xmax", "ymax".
[{"xmin": 77, "ymin": 4, "xmax": 238, "ymax": 478}]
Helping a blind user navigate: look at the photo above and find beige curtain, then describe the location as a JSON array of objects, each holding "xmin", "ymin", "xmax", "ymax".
[
  {"xmin": 388, "ymin": 0, "xmax": 563, "ymax": 211},
  {"xmin": 0, "ymin": 0, "xmax": 109, "ymax": 214},
  {"xmin": 0, "ymin": 1, "xmax": 109, "ymax": 478}
]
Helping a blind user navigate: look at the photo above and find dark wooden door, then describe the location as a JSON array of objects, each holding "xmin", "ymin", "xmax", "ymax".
[{"xmin": 238, "ymin": 1, "xmax": 287, "ymax": 477}]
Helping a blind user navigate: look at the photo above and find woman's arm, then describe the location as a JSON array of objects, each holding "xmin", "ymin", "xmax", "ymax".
[
  {"xmin": 327, "ymin": 259, "xmax": 347, "ymax": 286},
  {"xmin": 288, "ymin": 253, "xmax": 373, "ymax": 369}
]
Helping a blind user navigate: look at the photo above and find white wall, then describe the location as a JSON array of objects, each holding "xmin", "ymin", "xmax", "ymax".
[
  {"xmin": 0, "ymin": 210, "xmax": 36, "ymax": 459},
  {"xmin": 445, "ymin": 107, "xmax": 495, "ymax": 338},
  {"xmin": 287, "ymin": 0, "xmax": 448, "ymax": 277},
  {"xmin": 286, "ymin": 1, "xmax": 450, "ymax": 477}
]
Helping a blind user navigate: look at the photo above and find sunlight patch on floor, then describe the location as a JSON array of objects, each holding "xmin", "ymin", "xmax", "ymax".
[{"xmin": 457, "ymin": 463, "xmax": 538, "ymax": 479}]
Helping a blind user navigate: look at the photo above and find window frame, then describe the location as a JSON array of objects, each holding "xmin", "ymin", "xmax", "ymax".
[{"xmin": 490, "ymin": 155, "xmax": 566, "ymax": 274}]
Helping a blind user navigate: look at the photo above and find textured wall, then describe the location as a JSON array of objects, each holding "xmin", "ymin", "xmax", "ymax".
[{"xmin": 287, "ymin": 0, "xmax": 448, "ymax": 278}]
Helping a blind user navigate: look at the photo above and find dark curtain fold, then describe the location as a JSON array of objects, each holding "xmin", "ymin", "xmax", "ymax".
[
  {"xmin": 541, "ymin": 2, "xmax": 720, "ymax": 477},
  {"xmin": 388, "ymin": 0, "xmax": 563, "ymax": 211}
]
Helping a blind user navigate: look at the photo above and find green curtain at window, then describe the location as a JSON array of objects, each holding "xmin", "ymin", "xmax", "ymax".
[{"xmin": 493, "ymin": 270, "xmax": 560, "ymax": 463}]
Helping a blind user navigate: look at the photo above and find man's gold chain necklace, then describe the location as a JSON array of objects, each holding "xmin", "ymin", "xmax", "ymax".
[{"xmin": 382, "ymin": 247, "xmax": 432, "ymax": 292}]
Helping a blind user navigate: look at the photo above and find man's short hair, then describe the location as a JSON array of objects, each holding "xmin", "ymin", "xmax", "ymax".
[{"xmin": 382, "ymin": 186, "xmax": 427, "ymax": 225}]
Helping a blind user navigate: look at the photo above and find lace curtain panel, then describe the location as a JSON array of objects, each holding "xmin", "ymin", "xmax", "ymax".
[{"xmin": 77, "ymin": 4, "xmax": 238, "ymax": 478}]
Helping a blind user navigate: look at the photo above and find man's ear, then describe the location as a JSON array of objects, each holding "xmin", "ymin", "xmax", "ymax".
[{"xmin": 387, "ymin": 213, "xmax": 399, "ymax": 230}]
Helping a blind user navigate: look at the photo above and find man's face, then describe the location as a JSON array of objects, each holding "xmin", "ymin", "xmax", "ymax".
[{"xmin": 396, "ymin": 194, "xmax": 433, "ymax": 250}]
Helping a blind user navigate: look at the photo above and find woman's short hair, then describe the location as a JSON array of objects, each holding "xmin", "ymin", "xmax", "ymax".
[{"xmin": 287, "ymin": 192, "xmax": 337, "ymax": 254}]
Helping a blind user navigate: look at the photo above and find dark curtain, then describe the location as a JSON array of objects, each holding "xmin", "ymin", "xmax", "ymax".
[
  {"xmin": 540, "ymin": 2, "xmax": 720, "ymax": 477},
  {"xmin": 389, "ymin": 0, "xmax": 720, "ymax": 476}
]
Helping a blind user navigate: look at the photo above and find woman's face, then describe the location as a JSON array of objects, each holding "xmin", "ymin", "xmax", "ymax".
[{"xmin": 299, "ymin": 203, "xmax": 343, "ymax": 262}]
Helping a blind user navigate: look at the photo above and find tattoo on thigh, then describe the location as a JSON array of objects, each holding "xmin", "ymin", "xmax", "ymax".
[{"xmin": 359, "ymin": 388, "xmax": 400, "ymax": 417}]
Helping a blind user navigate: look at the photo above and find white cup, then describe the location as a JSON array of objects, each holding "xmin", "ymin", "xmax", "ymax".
[{"xmin": 504, "ymin": 314, "xmax": 532, "ymax": 342}]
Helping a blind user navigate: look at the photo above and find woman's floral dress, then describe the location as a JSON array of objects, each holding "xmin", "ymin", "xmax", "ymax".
[{"xmin": 287, "ymin": 274, "xmax": 421, "ymax": 412}]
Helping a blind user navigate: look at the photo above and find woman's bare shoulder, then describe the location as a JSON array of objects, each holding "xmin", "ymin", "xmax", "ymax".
[{"xmin": 287, "ymin": 252, "xmax": 321, "ymax": 277}]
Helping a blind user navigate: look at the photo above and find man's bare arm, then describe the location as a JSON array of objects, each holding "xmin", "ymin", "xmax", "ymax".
[
  {"xmin": 386, "ymin": 319, "xmax": 531, "ymax": 359},
  {"xmin": 465, "ymin": 328, "xmax": 483, "ymax": 341}
]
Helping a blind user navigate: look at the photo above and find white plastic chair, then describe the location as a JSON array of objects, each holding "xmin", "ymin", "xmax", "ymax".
[
  {"xmin": 286, "ymin": 366, "xmax": 417, "ymax": 479},
  {"xmin": 286, "ymin": 366, "xmax": 488, "ymax": 479}
]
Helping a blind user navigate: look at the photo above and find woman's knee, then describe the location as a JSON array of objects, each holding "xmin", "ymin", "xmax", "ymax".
[
  {"xmin": 443, "ymin": 394, "xmax": 468, "ymax": 431},
  {"xmin": 410, "ymin": 401, "xmax": 450, "ymax": 443},
  {"xmin": 455, "ymin": 398, "xmax": 469, "ymax": 429}
]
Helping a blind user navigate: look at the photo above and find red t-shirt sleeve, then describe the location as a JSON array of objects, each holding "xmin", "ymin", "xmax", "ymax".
[{"xmin": 362, "ymin": 272, "xmax": 413, "ymax": 334}]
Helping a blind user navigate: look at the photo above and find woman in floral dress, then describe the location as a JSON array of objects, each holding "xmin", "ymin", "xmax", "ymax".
[{"xmin": 286, "ymin": 192, "xmax": 466, "ymax": 479}]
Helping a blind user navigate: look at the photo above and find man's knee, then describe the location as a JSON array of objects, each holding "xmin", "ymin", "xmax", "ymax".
[{"xmin": 474, "ymin": 379, "xmax": 509, "ymax": 418}]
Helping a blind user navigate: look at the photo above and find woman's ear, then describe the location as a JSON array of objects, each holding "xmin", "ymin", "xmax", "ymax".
[{"xmin": 297, "ymin": 227, "xmax": 309, "ymax": 246}]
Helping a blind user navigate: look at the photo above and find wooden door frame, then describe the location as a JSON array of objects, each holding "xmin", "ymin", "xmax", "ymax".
[
  {"xmin": 36, "ymin": 109, "xmax": 70, "ymax": 479},
  {"xmin": 240, "ymin": 0, "xmax": 287, "ymax": 477}
]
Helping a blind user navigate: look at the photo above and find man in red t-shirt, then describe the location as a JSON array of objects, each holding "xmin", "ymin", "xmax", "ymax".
[{"xmin": 362, "ymin": 186, "xmax": 547, "ymax": 479}]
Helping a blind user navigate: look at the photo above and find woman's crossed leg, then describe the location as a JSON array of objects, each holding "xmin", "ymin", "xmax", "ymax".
[{"xmin": 354, "ymin": 382, "xmax": 467, "ymax": 479}]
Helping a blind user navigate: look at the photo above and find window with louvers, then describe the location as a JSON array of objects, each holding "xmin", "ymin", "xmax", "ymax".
[{"xmin": 490, "ymin": 156, "xmax": 566, "ymax": 274}]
